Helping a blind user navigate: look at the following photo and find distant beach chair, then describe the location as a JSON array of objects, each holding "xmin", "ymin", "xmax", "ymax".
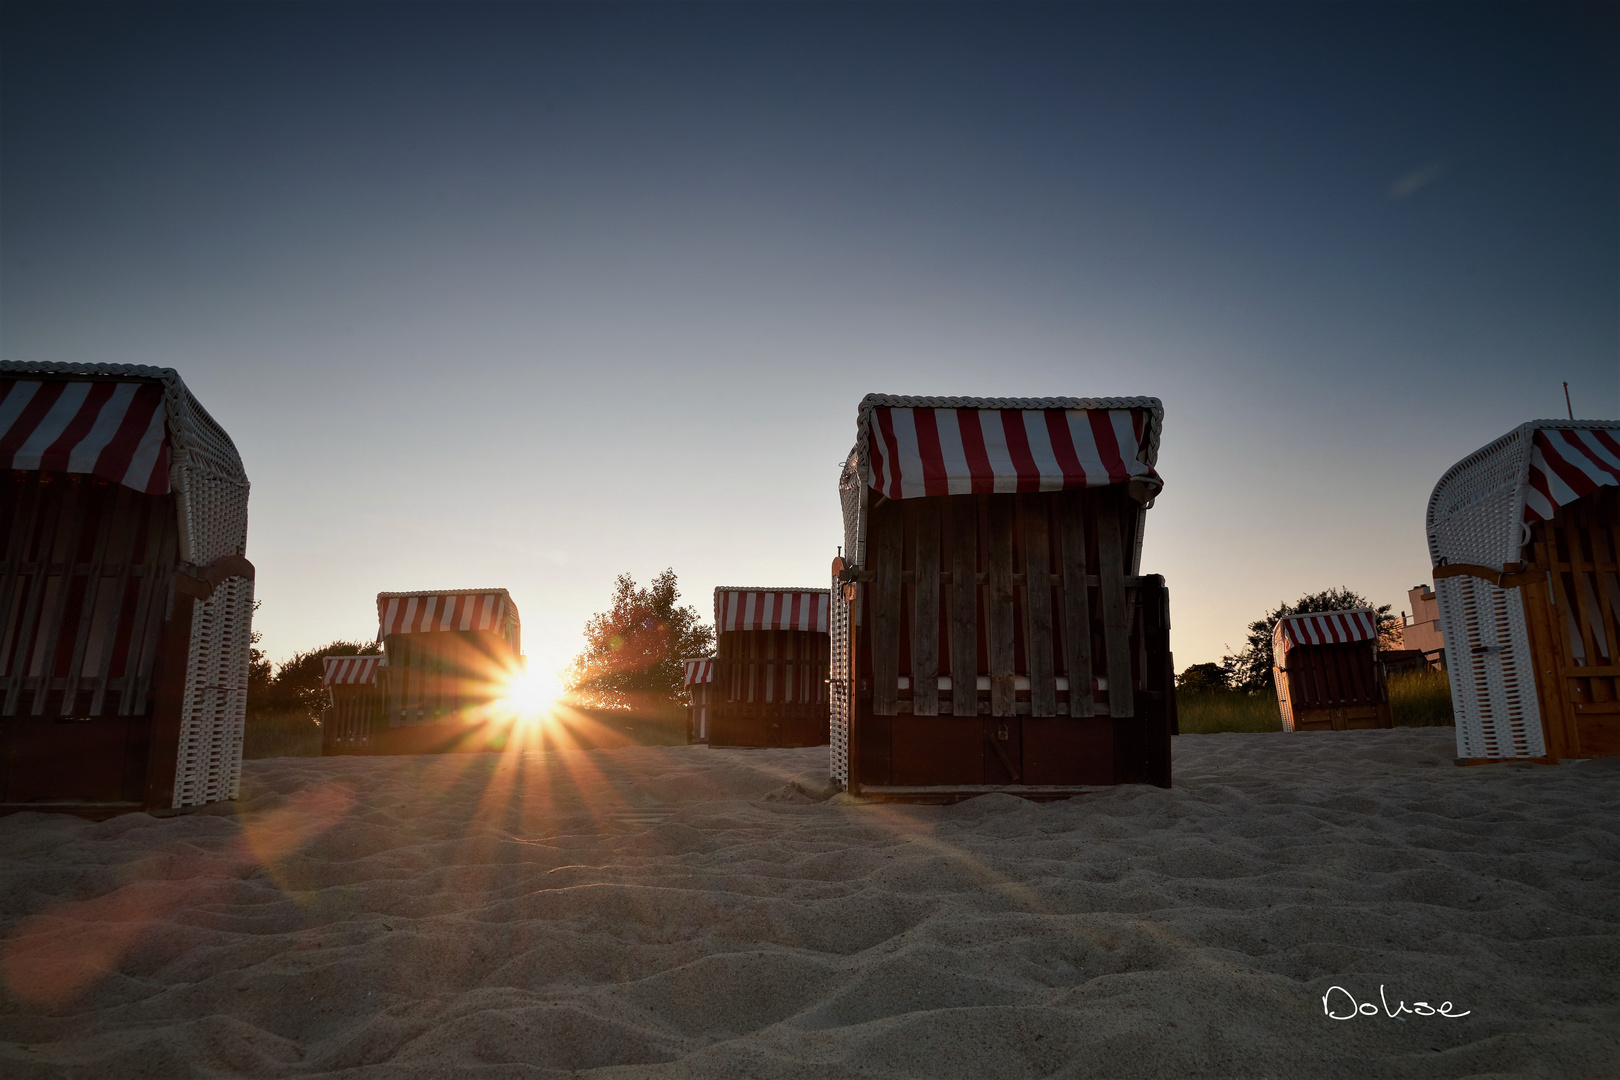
[
  {"xmin": 1427, "ymin": 421, "xmax": 1620, "ymax": 763},
  {"xmin": 1270, "ymin": 610, "xmax": 1391, "ymax": 732},
  {"xmin": 319, "ymin": 654, "xmax": 383, "ymax": 754},
  {"xmin": 680, "ymin": 656, "xmax": 715, "ymax": 743},
  {"xmin": 829, "ymin": 394, "xmax": 1174, "ymax": 800},
  {"xmin": 349, "ymin": 588, "xmax": 524, "ymax": 754},
  {"xmin": 709, "ymin": 588, "xmax": 830, "ymax": 748},
  {"xmin": 0, "ymin": 362, "xmax": 253, "ymax": 816}
]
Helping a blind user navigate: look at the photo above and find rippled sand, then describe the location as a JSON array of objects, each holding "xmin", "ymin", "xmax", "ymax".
[{"xmin": 1, "ymin": 728, "xmax": 1616, "ymax": 1079}]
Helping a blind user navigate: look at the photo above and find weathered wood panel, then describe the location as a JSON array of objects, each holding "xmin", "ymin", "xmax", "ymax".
[
  {"xmin": 1019, "ymin": 494, "xmax": 1056, "ymax": 717},
  {"xmin": 985, "ymin": 495, "xmax": 1017, "ymax": 718},
  {"xmin": 0, "ymin": 473, "xmax": 187, "ymax": 807},
  {"xmin": 711, "ymin": 628, "xmax": 830, "ymax": 747},
  {"xmin": 910, "ymin": 499, "xmax": 940, "ymax": 717},
  {"xmin": 871, "ymin": 500, "xmax": 903, "ymax": 717},
  {"xmin": 1095, "ymin": 490, "xmax": 1134, "ymax": 718},
  {"xmin": 848, "ymin": 482, "xmax": 1174, "ymax": 797},
  {"xmin": 1057, "ymin": 489, "xmax": 1095, "ymax": 719},
  {"xmin": 949, "ymin": 498, "xmax": 979, "ymax": 717}
]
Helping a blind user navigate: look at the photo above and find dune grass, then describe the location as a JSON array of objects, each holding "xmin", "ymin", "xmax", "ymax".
[
  {"xmin": 243, "ymin": 709, "xmax": 323, "ymax": 759},
  {"xmin": 1176, "ymin": 690, "xmax": 1284, "ymax": 734},
  {"xmin": 1176, "ymin": 667, "xmax": 1456, "ymax": 734},
  {"xmin": 240, "ymin": 705, "xmax": 693, "ymax": 759},
  {"xmin": 1389, "ymin": 667, "xmax": 1455, "ymax": 727}
]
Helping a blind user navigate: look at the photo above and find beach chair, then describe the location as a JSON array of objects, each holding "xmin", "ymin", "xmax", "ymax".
[
  {"xmin": 1427, "ymin": 421, "xmax": 1620, "ymax": 763},
  {"xmin": 0, "ymin": 362, "xmax": 253, "ymax": 815},
  {"xmin": 1270, "ymin": 610, "xmax": 1391, "ymax": 731},
  {"xmin": 368, "ymin": 588, "xmax": 522, "ymax": 753},
  {"xmin": 711, "ymin": 588, "xmax": 830, "ymax": 747},
  {"xmin": 830, "ymin": 394, "xmax": 1173, "ymax": 799},
  {"xmin": 320, "ymin": 654, "xmax": 384, "ymax": 754}
]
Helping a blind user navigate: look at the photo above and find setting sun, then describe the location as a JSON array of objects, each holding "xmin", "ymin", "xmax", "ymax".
[{"xmin": 499, "ymin": 664, "xmax": 564, "ymax": 720}]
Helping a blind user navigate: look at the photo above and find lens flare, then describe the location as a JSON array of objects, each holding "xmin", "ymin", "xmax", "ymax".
[{"xmin": 499, "ymin": 665, "xmax": 563, "ymax": 720}]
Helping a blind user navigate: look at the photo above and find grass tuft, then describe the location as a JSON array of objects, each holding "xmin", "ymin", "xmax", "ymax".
[
  {"xmin": 1176, "ymin": 667, "xmax": 1456, "ymax": 734},
  {"xmin": 1176, "ymin": 690, "xmax": 1283, "ymax": 734},
  {"xmin": 243, "ymin": 709, "xmax": 323, "ymax": 759},
  {"xmin": 1389, "ymin": 667, "xmax": 1455, "ymax": 727}
]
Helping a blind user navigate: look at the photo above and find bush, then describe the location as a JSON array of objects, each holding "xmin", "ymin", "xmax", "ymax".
[
  {"xmin": 1389, "ymin": 667, "xmax": 1455, "ymax": 727},
  {"xmin": 243, "ymin": 708, "xmax": 324, "ymax": 759},
  {"xmin": 1177, "ymin": 689, "xmax": 1283, "ymax": 734}
]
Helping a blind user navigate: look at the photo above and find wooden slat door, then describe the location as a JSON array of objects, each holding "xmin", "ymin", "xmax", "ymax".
[
  {"xmin": 852, "ymin": 486, "xmax": 1172, "ymax": 793},
  {"xmin": 712, "ymin": 629, "xmax": 829, "ymax": 747},
  {"xmin": 323, "ymin": 683, "xmax": 383, "ymax": 753}
]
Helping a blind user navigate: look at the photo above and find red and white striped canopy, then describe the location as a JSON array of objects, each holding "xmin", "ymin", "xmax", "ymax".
[
  {"xmin": 683, "ymin": 659, "xmax": 715, "ymax": 685},
  {"xmin": 377, "ymin": 589, "xmax": 520, "ymax": 647},
  {"xmin": 865, "ymin": 402, "xmax": 1161, "ymax": 500},
  {"xmin": 715, "ymin": 589, "xmax": 830, "ymax": 634},
  {"xmin": 1273, "ymin": 609, "xmax": 1379, "ymax": 654},
  {"xmin": 0, "ymin": 378, "xmax": 171, "ymax": 493},
  {"xmin": 323, "ymin": 655, "xmax": 382, "ymax": 686},
  {"xmin": 1524, "ymin": 427, "xmax": 1620, "ymax": 524}
]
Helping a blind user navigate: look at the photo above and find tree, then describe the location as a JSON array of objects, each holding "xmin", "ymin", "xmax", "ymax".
[
  {"xmin": 564, "ymin": 569, "xmax": 714, "ymax": 711},
  {"xmin": 1176, "ymin": 662, "xmax": 1228, "ymax": 694},
  {"xmin": 252, "ymin": 638, "xmax": 382, "ymax": 721},
  {"xmin": 1220, "ymin": 587, "xmax": 1399, "ymax": 693},
  {"xmin": 247, "ymin": 600, "xmax": 273, "ymax": 713}
]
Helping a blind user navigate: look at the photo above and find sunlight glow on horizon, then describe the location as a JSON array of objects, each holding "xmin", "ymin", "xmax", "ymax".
[{"xmin": 497, "ymin": 663, "xmax": 566, "ymax": 723}]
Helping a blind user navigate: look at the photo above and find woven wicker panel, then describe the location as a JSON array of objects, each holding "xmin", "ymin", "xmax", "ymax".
[
  {"xmin": 1437, "ymin": 575, "xmax": 1544, "ymax": 759},
  {"xmin": 1427, "ymin": 426, "xmax": 1532, "ymax": 571},
  {"xmin": 177, "ymin": 576, "xmax": 253, "ymax": 803},
  {"xmin": 166, "ymin": 382, "xmax": 251, "ymax": 806},
  {"xmin": 1429, "ymin": 424, "xmax": 1543, "ymax": 760},
  {"xmin": 828, "ymin": 569, "xmax": 851, "ymax": 785}
]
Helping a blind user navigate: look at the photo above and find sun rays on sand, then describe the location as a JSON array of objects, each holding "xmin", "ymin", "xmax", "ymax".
[{"xmin": 2, "ymin": 729, "xmax": 1617, "ymax": 1078}]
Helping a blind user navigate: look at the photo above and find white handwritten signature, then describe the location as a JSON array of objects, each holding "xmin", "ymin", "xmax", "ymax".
[{"xmin": 1322, "ymin": 985, "xmax": 1471, "ymax": 1020}]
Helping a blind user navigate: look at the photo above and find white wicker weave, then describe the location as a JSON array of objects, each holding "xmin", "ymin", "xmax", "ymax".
[
  {"xmin": 1426, "ymin": 420, "xmax": 1619, "ymax": 760},
  {"xmin": 828, "ymin": 572, "xmax": 851, "ymax": 786},
  {"xmin": 1435, "ymin": 574, "xmax": 1543, "ymax": 758},
  {"xmin": 0, "ymin": 362, "xmax": 252, "ymax": 806}
]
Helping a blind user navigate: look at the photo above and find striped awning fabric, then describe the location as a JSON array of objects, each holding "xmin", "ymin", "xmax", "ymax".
[
  {"xmin": 376, "ymin": 589, "xmax": 520, "ymax": 647},
  {"xmin": 1273, "ymin": 609, "xmax": 1379, "ymax": 654},
  {"xmin": 1524, "ymin": 427, "xmax": 1620, "ymax": 524},
  {"xmin": 323, "ymin": 655, "xmax": 383, "ymax": 686},
  {"xmin": 0, "ymin": 378, "xmax": 171, "ymax": 493},
  {"xmin": 715, "ymin": 589, "xmax": 830, "ymax": 634},
  {"xmin": 683, "ymin": 659, "xmax": 715, "ymax": 685},
  {"xmin": 862, "ymin": 398, "xmax": 1162, "ymax": 500}
]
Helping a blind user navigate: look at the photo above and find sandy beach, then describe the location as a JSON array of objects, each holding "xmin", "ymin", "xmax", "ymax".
[{"xmin": 1, "ymin": 728, "xmax": 1616, "ymax": 1079}]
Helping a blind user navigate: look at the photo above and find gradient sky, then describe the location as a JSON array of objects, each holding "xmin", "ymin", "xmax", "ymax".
[{"xmin": 3, "ymin": 2, "xmax": 1616, "ymax": 679}]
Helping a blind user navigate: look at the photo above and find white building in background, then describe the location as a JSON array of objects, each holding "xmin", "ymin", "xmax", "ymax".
[{"xmin": 1403, "ymin": 584, "xmax": 1446, "ymax": 668}]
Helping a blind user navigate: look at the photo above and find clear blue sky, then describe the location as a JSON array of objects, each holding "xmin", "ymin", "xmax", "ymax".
[{"xmin": 3, "ymin": 2, "xmax": 1615, "ymax": 677}]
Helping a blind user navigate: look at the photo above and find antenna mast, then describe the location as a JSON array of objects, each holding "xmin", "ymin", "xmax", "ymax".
[{"xmin": 1562, "ymin": 381, "xmax": 1574, "ymax": 420}]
